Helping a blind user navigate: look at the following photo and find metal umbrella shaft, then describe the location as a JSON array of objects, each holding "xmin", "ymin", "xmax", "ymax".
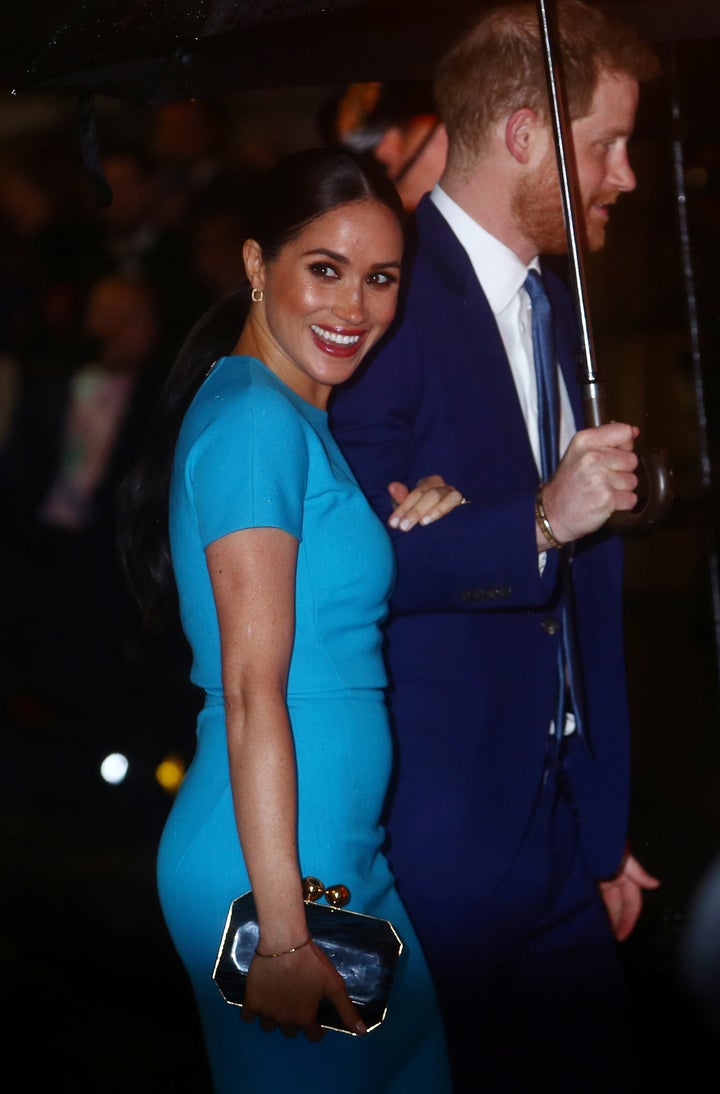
[
  {"xmin": 535, "ymin": 0, "xmax": 672, "ymax": 532},
  {"xmin": 535, "ymin": 0, "xmax": 602, "ymax": 418}
]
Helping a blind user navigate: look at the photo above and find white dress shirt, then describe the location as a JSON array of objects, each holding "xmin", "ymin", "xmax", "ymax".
[{"xmin": 430, "ymin": 184, "xmax": 576, "ymax": 470}]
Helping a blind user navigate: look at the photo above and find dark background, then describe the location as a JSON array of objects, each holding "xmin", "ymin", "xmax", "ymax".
[
  {"xmin": 2, "ymin": 3, "xmax": 720, "ymax": 1090},
  {"xmin": 0, "ymin": 1, "xmax": 68, "ymax": 86}
]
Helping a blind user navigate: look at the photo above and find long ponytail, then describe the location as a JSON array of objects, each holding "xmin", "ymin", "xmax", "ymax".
[{"xmin": 117, "ymin": 287, "xmax": 250, "ymax": 630}]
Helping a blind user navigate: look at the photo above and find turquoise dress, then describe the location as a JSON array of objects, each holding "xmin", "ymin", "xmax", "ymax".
[{"xmin": 158, "ymin": 356, "xmax": 451, "ymax": 1093}]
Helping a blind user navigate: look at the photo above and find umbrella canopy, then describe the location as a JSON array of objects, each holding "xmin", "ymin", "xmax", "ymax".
[
  {"xmin": 18, "ymin": 0, "xmax": 476, "ymax": 104},
  {"xmin": 18, "ymin": 0, "xmax": 720, "ymax": 106}
]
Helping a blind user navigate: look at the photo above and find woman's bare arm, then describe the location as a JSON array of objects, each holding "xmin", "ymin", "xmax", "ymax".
[{"xmin": 207, "ymin": 527, "xmax": 364, "ymax": 1039}]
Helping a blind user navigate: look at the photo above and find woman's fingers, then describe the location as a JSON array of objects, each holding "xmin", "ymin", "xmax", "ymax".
[
  {"xmin": 242, "ymin": 941, "xmax": 364, "ymax": 1041},
  {"xmin": 387, "ymin": 476, "xmax": 466, "ymax": 530},
  {"xmin": 416, "ymin": 487, "xmax": 466, "ymax": 526},
  {"xmin": 302, "ymin": 1017, "xmax": 326, "ymax": 1042},
  {"xmin": 387, "ymin": 480, "xmax": 410, "ymax": 507},
  {"xmin": 325, "ymin": 983, "xmax": 367, "ymax": 1037}
]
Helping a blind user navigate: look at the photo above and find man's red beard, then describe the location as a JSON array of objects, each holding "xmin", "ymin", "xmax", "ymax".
[{"xmin": 511, "ymin": 152, "xmax": 612, "ymax": 255}]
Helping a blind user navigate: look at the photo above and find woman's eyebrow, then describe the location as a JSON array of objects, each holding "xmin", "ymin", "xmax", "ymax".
[{"xmin": 302, "ymin": 247, "xmax": 401, "ymax": 270}]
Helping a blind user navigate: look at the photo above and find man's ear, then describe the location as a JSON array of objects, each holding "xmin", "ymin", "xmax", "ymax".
[
  {"xmin": 242, "ymin": 238, "xmax": 265, "ymax": 290},
  {"xmin": 505, "ymin": 108, "xmax": 540, "ymax": 165}
]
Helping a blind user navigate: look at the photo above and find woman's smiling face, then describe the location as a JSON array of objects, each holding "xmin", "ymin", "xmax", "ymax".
[{"xmin": 241, "ymin": 199, "xmax": 403, "ymax": 407}]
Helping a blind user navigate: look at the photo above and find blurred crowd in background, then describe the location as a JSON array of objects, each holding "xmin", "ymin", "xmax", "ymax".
[
  {"xmin": 2, "ymin": 26, "xmax": 720, "ymax": 1086},
  {"xmin": 0, "ymin": 93, "xmax": 318, "ymax": 771},
  {"xmin": 0, "ymin": 81, "xmax": 451, "ymax": 784}
]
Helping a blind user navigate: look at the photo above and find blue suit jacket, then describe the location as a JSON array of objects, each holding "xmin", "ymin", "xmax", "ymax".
[{"xmin": 331, "ymin": 196, "xmax": 630, "ymax": 917}]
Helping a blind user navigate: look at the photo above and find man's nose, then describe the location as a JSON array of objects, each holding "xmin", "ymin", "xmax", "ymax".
[{"xmin": 610, "ymin": 149, "xmax": 636, "ymax": 193}]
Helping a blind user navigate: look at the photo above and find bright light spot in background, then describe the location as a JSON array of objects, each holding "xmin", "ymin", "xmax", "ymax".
[
  {"xmin": 156, "ymin": 754, "xmax": 186, "ymax": 794},
  {"xmin": 100, "ymin": 752, "xmax": 129, "ymax": 785}
]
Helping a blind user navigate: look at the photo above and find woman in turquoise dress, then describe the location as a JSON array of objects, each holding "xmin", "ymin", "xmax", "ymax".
[{"xmin": 120, "ymin": 149, "xmax": 460, "ymax": 1092}]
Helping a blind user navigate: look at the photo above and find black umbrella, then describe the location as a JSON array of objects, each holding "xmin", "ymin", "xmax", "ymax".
[
  {"xmin": 16, "ymin": 0, "xmax": 720, "ymax": 105},
  {"xmin": 15, "ymin": 0, "xmax": 718, "ymax": 231},
  {"xmin": 18, "ymin": 0, "xmax": 478, "ymax": 104},
  {"xmin": 17, "ymin": 0, "xmax": 484, "ymax": 206}
]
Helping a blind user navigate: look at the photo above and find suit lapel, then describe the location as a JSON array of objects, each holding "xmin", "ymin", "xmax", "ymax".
[{"xmin": 416, "ymin": 199, "xmax": 541, "ymax": 485}]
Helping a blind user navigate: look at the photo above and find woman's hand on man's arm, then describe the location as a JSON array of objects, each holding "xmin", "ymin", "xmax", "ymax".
[{"xmin": 387, "ymin": 474, "xmax": 467, "ymax": 532}]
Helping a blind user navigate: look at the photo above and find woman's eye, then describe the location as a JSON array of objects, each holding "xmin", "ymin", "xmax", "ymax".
[
  {"xmin": 367, "ymin": 271, "xmax": 398, "ymax": 287},
  {"xmin": 309, "ymin": 262, "xmax": 339, "ymax": 279}
]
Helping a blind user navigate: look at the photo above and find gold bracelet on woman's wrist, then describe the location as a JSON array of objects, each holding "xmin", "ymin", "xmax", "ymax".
[
  {"xmin": 535, "ymin": 485, "xmax": 563, "ymax": 550},
  {"xmin": 255, "ymin": 936, "xmax": 312, "ymax": 959}
]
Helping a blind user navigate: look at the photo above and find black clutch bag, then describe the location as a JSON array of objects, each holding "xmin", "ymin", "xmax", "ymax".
[{"xmin": 212, "ymin": 876, "xmax": 403, "ymax": 1034}]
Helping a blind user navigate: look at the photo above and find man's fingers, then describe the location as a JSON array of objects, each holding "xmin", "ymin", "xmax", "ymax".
[
  {"xmin": 625, "ymin": 855, "xmax": 661, "ymax": 889},
  {"xmin": 573, "ymin": 421, "xmax": 638, "ymax": 452}
]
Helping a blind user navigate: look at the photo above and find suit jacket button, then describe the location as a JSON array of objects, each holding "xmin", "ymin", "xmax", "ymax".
[{"xmin": 541, "ymin": 616, "xmax": 560, "ymax": 635}]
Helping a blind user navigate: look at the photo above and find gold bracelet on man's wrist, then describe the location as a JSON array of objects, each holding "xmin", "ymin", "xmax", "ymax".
[{"xmin": 535, "ymin": 485, "xmax": 563, "ymax": 550}]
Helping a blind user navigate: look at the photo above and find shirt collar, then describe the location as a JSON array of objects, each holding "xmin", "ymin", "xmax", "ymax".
[{"xmin": 430, "ymin": 184, "xmax": 540, "ymax": 314}]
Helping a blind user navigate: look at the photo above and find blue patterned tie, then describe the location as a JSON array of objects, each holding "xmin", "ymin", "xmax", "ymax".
[{"xmin": 525, "ymin": 270, "xmax": 588, "ymax": 747}]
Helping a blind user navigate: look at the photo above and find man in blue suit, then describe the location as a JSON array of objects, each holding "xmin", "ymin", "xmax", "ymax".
[{"xmin": 331, "ymin": 2, "xmax": 661, "ymax": 1089}]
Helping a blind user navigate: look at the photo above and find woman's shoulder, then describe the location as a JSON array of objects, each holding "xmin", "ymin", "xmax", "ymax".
[
  {"xmin": 179, "ymin": 356, "xmax": 310, "ymax": 452},
  {"xmin": 189, "ymin": 356, "xmax": 301, "ymax": 421}
]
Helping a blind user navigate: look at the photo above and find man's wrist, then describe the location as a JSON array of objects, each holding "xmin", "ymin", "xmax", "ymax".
[{"xmin": 535, "ymin": 484, "xmax": 564, "ymax": 549}]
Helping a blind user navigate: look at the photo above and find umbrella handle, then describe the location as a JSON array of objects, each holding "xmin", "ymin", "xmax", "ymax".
[{"xmin": 582, "ymin": 379, "xmax": 674, "ymax": 535}]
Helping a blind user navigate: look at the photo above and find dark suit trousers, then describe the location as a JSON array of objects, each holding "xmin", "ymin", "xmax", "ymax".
[{"xmin": 403, "ymin": 734, "xmax": 639, "ymax": 1093}]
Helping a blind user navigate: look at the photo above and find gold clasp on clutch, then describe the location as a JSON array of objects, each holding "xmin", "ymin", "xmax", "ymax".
[{"xmin": 302, "ymin": 876, "xmax": 351, "ymax": 909}]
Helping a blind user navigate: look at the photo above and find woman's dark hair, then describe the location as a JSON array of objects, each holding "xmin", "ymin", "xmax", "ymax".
[{"xmin": 117, "ymin": 147, "xmax": 405, "ymax": 631}]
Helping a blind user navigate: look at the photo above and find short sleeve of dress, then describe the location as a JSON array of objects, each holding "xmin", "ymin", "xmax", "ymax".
[{"xmin": 185, "ymin": 379, "xmax": 309, "ymax": 549}]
